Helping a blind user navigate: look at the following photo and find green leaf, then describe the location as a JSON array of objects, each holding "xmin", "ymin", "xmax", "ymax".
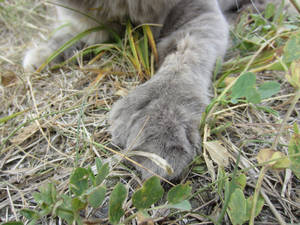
[
  {"xmin": 27, "ymin": 220, "xmax": 38, "ymax": 225},
  {"xmin": 33, "ymin": 183, "xmax": 57, "ymax": 206},
  {"xmin": 230, "ymin": 72, "xmax": 261, "ymax": 104},
  {"xmin": 109, "ymin": 183, "xmax": 127, "ymax": 225},
  {"xmin": 264, "ymin": 3, "xmax": 276, "ymax": 19},
  {"xmin": 70, "ymin": 168, "xmax": 89, "ymax": 196},
  {"xmin": 55, "ymin": 195, "xmax": 74, "ymax": 224},
  {"xmin": 288, "ymin": 125, "xmax": 300, "ymax": 179},
  {"xmin": 227, "ymin": 189, "xmax": 247, "ymax": 225},
  {"xmin": 168, "ymin": 200, "xmax": 192, "ymax": 211},
  {"xmin": 95, "ymin": 163, "xmax": 110, "ymax": 185},
  {"xmin": 192, "ymin": 165, "xmax": 206, "ymax": 174},
  {"xmin": 95, "ymin": 158, "xmax": 103, "ymax": 172},
  {"xmin": 88, "ymin": 186, "xmax": 106, "ymax": 208},
  {"xmin": 56, "ymin": 207, "xmax": 74, "ymax": 225},
  {"xmin": 258, "ymin": 81, "xmax": 280, "ymax": 99},
  {"xmin": 20, "ymin": 209, "xmax": 40, "ymax": 221},
  {"xmin": 167, "ymin": 183, "xmax": 192, "ymax": 205},
  {"xmin": 87, "ymin": 166, "xmax": 96, "ymax": 186},
  {"xmin": 71, "ymin": 198, "xmax": 87, "ymax": 211},
  {"xmin": 283, "ymin": 32, "xmax": 300, "ymax": 64},
  {"xmin": 235, "ymin": 174, "xmax": 247, "ymax": 191},
  {"xmin": 247, "ymin": 88, "xmax": 261, "ymax": 104},
  {"xmin": 132, "ymin": 176, "xmax": 164, "ymax": 210},
  {"xmin": 231, "ymin": 72, "xmax": 256, "ymax": 99},
  {"xmin": 246, "ymin": 195, "xmax": 265, "ymax": 220}
]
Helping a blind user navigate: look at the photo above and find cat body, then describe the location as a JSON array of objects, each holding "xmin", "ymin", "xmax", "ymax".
[{"xmin": 23, "ymin": 0, "xmax": 275, "ymax": 179}]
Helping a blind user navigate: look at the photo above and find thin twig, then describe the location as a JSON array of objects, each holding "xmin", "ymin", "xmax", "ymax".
[{"xmin": 260, "ymin": 189, "xmax": 287, "ymax": 225}]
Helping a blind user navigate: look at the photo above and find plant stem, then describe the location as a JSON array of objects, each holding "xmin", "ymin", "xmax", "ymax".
[
  {"xmin": 249, "ymin": 166, "xmax": 267, "ymax": 225},
  {"xmin": 272, "ymin": 89, "xmax": 300, "ymax": 150}
]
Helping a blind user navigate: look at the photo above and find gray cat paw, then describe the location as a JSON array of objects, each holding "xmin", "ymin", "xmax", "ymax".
[{"xmin": 109, "ymin": 80, "xmax": 204, "ymax": 180}]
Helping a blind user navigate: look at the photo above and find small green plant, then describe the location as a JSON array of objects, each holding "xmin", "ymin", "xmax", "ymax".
[
  {"xmin": 216, "ymin": 169, "xmax": 265, "ymax": 225},
  {"xmin": 4, "ymin": 158, "xmax": 192, "ymax": 225},
  {"xmin": 229, "ymin": 72, "xmax": 281, "ymax": 104},
  {"xmin": 18, "ymin": 158, "xmax": 109, "ymax": 225}
]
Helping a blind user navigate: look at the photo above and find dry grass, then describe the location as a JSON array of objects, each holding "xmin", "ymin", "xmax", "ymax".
[{"xmin": 0, "ymin": 0, "xmax": 299, "ymax": 224}]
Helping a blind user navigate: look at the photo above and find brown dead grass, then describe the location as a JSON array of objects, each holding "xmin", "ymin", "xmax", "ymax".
[{"xmin": 0, "ymin": 0, "xmax": 299, "ymax": 224}]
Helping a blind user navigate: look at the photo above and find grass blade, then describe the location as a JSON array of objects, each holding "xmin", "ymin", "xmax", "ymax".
[{"xmin": 37, "ymin": 26, "xmax": 107, "ymax": 72}]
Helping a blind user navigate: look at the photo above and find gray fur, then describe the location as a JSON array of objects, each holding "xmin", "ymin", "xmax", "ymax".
[{"xmin": 23, "ymin": 0, "xmax": 277, "ymax": 180}]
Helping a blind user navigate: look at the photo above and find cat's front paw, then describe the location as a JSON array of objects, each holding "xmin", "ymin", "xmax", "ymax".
[
  {"xmin": 109, "ymin": 80, "xmax": 204, "ymax": 180},
  {"xmin": 23, "ymin": 44, "xmax": 53, "ymax": 72}
]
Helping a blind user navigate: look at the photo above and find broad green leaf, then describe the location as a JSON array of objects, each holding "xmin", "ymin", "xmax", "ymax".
[
  {"xmin": 87, "ymin": 166, "xmax": 95, "ymax": 186},
  {"xmin": 230, "ymin": 72, "xmax": 261, "ymax": 103},
  {"xmin": 132, "ymin": 176, "xmax": 164, "ymax": 210},
  {"xmin": 258, "ymin": 81, "xmax": 280, "ymax": 99},
  {"xmin": 109, "ymin": 183, "xmax": 127, "ymax": 225},
  {"xmin": 167, "ymin": 183, "xmax": 192, "ymax": 204},
  {"xmin": 192, "ymin": 165, "xmax": 206, "ymax": 174},
  {"xmin": 227, "ymin": 189, "xmax": 247, "ymax": 225},
  {"xmin": 246, "ymin": 195, "xmax": 265, "ymax": 220},
  {"xmin": 57, "ymin": 194, "xmax": 74, "ymax": 223},
  {"xmin": 235, "ymin": 174, "xmax": 247, "ymax": 190},
  {"xmin": 288, "ymin": 125, "xmax": 300, "ymax": 179},
  {"xmin": 70, "ymin": 168, "xmax": 89, "ymax": 196},
  {"xmin": 246, "ymin": 87, "xmax": 261, "ymax": 104},
  {"xmin": 56, "ymin": 207, "xmax": 74, "ymax": 225},
  {"xmin": 20, "ymin": 209, "xmax": 40, "ymax": 221},
  {"xmin": 168, "ymin": 200, "xmax": 192, "ymax": 211},
  {"xmin": 60, "ymin": 194, "xmax": 72, "ymax": 208},
  {"xmin": 231, "ymin": 72, "xmax": 256, "ymax": 99},
  {"xmin": 33, "ymin": 183, "xmax": 57, "ymax": 205},
  {"xmin": 264, "ymin": 3, "xmax": 276, "ymax": 19},
  {"xmin": 95, "ymin": 158, "xmax": 103, "ymax": 172},
  {"xmin": 95, "ymin": 163, "xmax": 110, "ymax": 185},
  {"xmin": 283, "ymin": 32, "xmax": 300, "ymax": 64},
  {"xmin": 71, "ymin": 198, "xmax": 86, "ymax": 211},
  {"xmin": 88, "ymin": 186, "xmax": 106, "ymax": 208}
]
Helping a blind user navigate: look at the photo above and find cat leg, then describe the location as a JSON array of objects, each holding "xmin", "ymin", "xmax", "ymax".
[
  {"xmin": 110, "ymin": 0, "xmax": 229, "ymax": 180},
  {"xmin": 23, "ymin": 13, "xmax": 111, "ymax": 72}
]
